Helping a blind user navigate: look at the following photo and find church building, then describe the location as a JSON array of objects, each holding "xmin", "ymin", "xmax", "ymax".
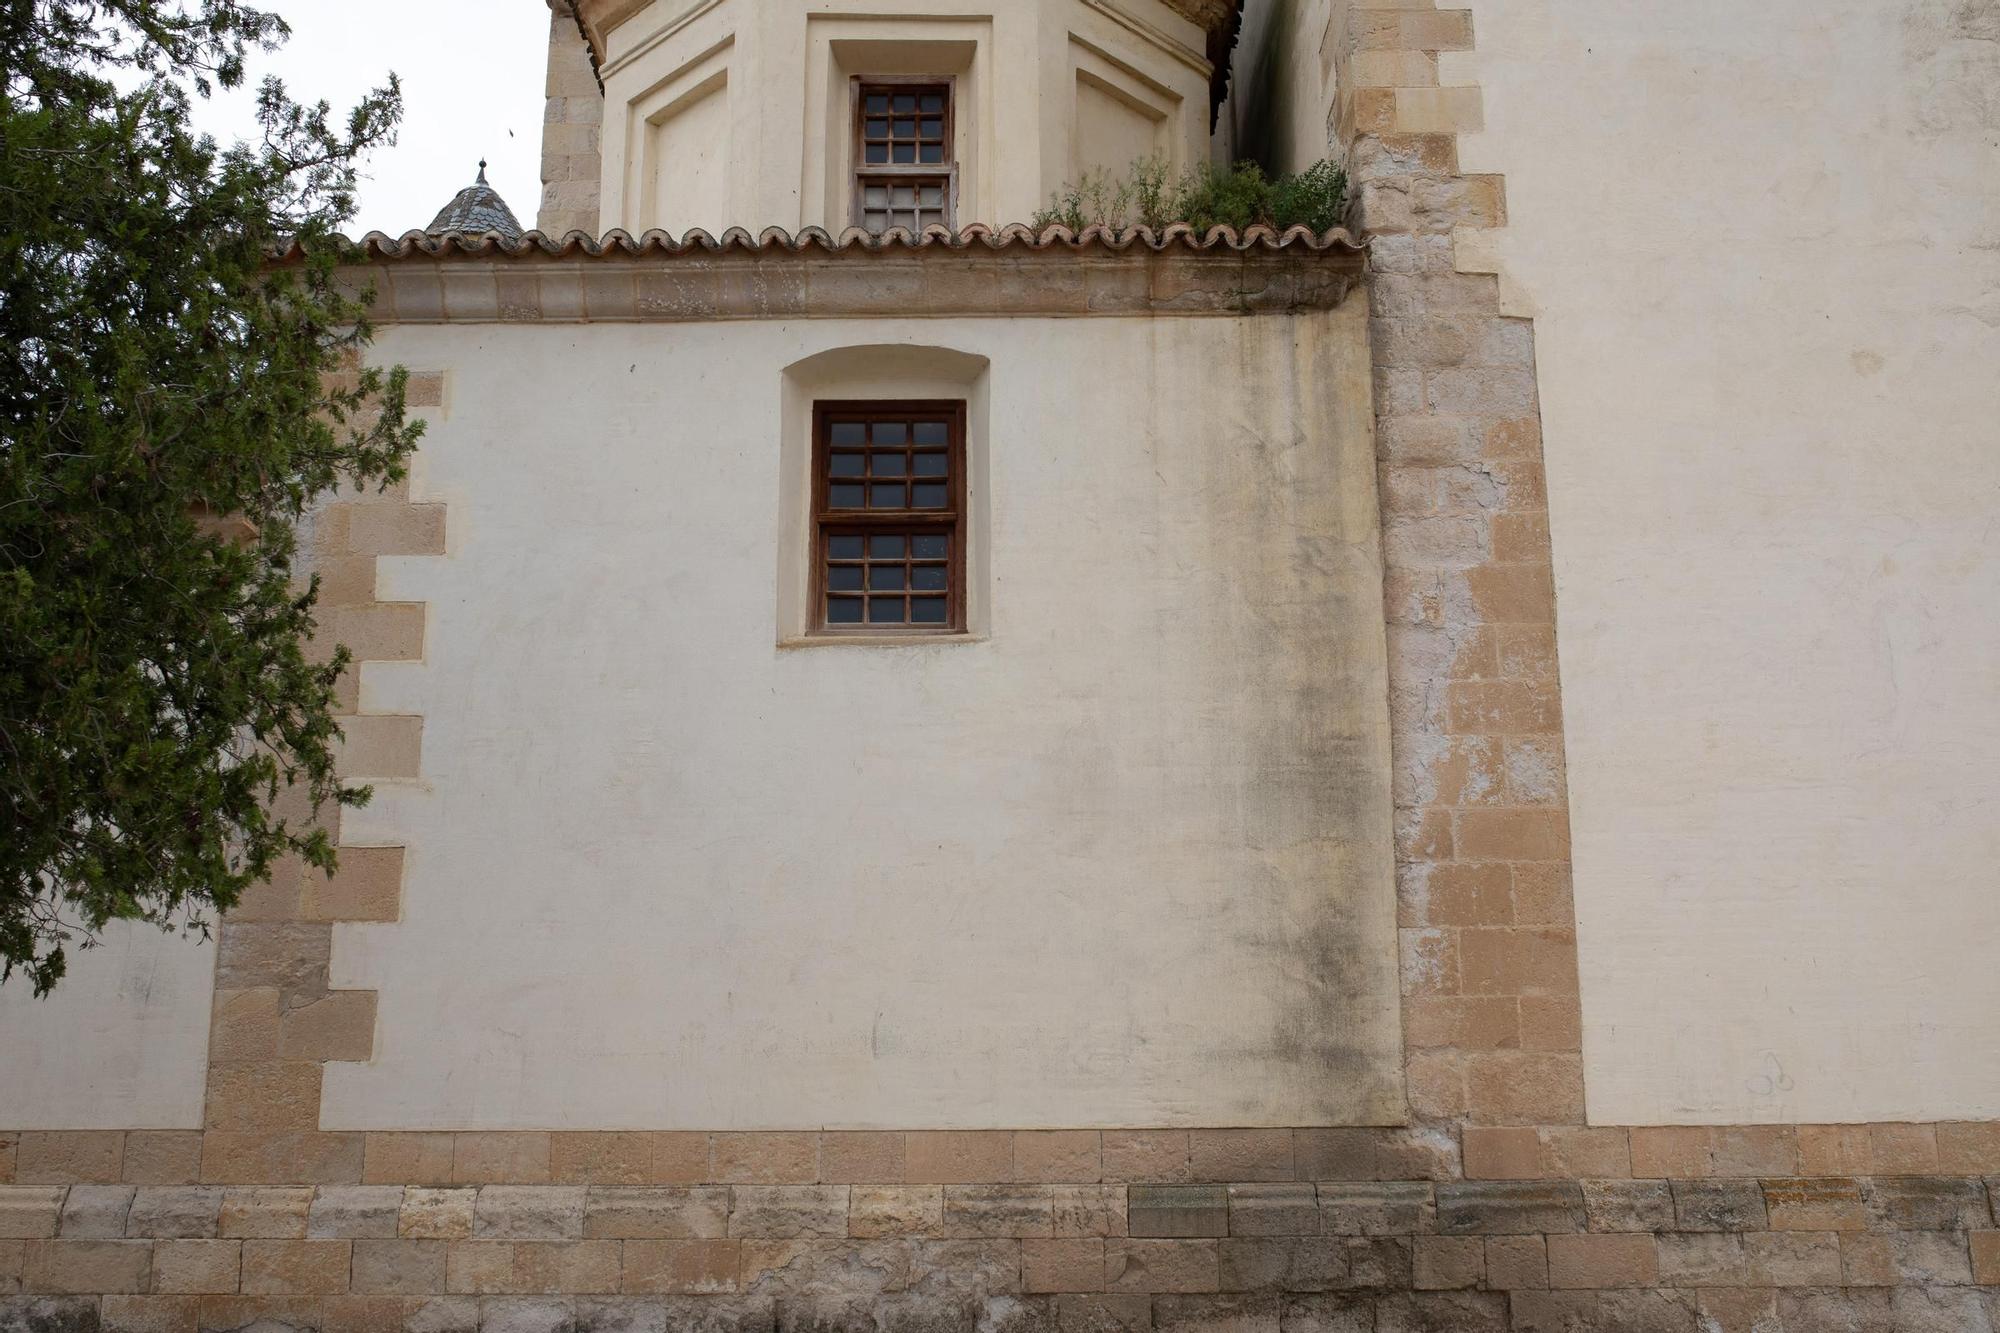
[{"xmin": 2, "ymin": 0, "xmax": 1996, "ymax": 1329}]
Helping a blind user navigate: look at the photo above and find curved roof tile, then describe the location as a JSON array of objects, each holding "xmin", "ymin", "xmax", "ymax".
[{"xmin": 278, "ymin": 222, "xmax": 1367, "ymax": 264}]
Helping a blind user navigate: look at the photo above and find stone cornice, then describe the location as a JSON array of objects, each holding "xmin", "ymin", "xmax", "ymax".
[
  {"xmin": 1159, "ymin": 0, "xmax": 1241, "ymax": 33},
  {"xmin": 303, "ymin": 223, "xmax": 1365, "ymax": 324},
  {"xmin": 570, "ymin": 0, "xmax": 1243, "ymax": 64},
  {"xmin": 569, "ymin": 0, "xmax": 648, "ymax": 62}
]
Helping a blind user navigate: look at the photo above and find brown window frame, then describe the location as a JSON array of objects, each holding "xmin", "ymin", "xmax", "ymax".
[
  {"xmin": 811, "ymin": 400, "xmax": 967, "ymax": 637},
  {"xmin": 850, "ymin": 75, "xmax": 958, "ymax": 233}
]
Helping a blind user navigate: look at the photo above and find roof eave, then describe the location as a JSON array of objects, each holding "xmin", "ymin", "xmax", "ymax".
[{"xmin": 280, "ymin": 221, "xmax": 1368, "ymax": 324}]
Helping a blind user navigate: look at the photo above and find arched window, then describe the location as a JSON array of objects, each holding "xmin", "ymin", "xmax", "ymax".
[{"xmin": 777, "ymin": 344, "xmax": 990, "ymax": 645}]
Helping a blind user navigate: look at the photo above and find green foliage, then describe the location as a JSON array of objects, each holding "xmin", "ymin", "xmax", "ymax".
[
  {"xmin": 1269, "ymin": 159, "xmax": 1351, "ymax": 236},
  {"xmin": 0, "ymin": 1, "xmax": 419, "ymax": 993},
  {"xmin": 1171, "ymin": 160, "xmax": 1277, "ymax": 233},
  {"xmin": 1030, "ymin": 155, "xmax": 1350, "ymax": 235}
]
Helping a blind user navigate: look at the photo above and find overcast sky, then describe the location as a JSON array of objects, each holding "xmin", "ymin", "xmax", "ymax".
[{"xmin": 189, "ymin": 2, "xmax": 551, "ymax": 237}]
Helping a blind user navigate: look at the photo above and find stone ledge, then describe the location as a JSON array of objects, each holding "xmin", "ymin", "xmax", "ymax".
[
  {"xmin": 331, "ymin": 246, "xmax": 1366, "ymax": 326},
  {"xmin": 6, "ymin": 1127, "xmax": 2000, "ymax": 1188}
]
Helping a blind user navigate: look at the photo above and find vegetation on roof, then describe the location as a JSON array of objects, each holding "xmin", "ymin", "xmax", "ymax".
[{"xmin": 1031, "ymin": 156, "xmax": 1350, "ymax": 236}]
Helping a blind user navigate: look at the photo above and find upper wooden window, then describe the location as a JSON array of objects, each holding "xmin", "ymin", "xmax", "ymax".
[
  {"xmin": 853, "ymin": 79, "xmax": 955, "ymax": 233},
  {"xmin": 813, "ymin": 401, "xmax": 966, "ymax": 634}
]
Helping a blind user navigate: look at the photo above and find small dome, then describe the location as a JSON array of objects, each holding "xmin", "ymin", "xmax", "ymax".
[{"xmin": 426, "ymin": 161, "xmax": 523, "ymax": 239}]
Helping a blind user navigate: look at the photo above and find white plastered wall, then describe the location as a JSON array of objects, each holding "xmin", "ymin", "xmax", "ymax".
[
  {"xmin": 321, "ymin": 307, "xmax": 1403, "ymax": 1131},
  {"xmin": 0, "ymin": 924, "xmax": 214, "ymax": 1128},
  {"xmin": 1454, "ymin": 0, "xmax": 2000, "ymax": 1122}
]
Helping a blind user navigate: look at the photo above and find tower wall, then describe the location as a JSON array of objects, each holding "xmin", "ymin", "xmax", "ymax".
[{"xmin": 540, "ymin": 1, "xmax": 605, "ymax": 236}]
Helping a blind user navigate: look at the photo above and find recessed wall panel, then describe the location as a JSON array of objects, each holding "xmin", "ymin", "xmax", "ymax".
[
  {"xmin": 646, "ymin": 72, "xmax": 729, "ymax": 236},
  {"xmin": 1074, "ymin": 73, "xmax": 1165, "ymax": 180}
]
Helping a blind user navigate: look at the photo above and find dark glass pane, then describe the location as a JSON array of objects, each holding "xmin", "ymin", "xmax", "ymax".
[
  {"xmin": 829, "ymin": 535, "xmax": 864, "ymax": 559},
  {"xmin": 873, "ymin": 422, "xmax": 907, "ymax": 445},
  {"xmin": 920, "ymin": 145, "xmax": 943, "ymax": 164},
  {"xmin": 921, "ymin": 119, "xmax": 943, "ymax": 138},
  {"xmin": 828, "ymin": 566, "xmax": 864, "ymax": 592},
  {"xmin": 830, "ymin": 421, "xmax": 867, "ymax": 445},
  {"xmin": 893, "ymin": 144, "xmax": 915, "ymax": 164},
  {"xmin": 893, "ymin": 94, "xmax": 917, "ymax": 113},
  {"xmin": 865, "ymin": 144, "xmax": 888, "ymax": 164},
  {"xmin": 914, "ymin": 484, "xmax": 947, "ymax": 508},
  {"xmin": 895, "ymin": 118, "xmax": 917, "ymax": 137},
  {"xmin": 920, "ymin": 94, "xmax": 945, "ymax": 113},
  {"xmin": 914, "ymin": 421, "xmax": 949, "ymax": 446},
  {"xmin": 912, "ymin": 566, "xmax": 947, "ymax": 591},
  {"xmin": 871, "ymin": 452, "xmax": 907, "ymax": 477},
  {"xmin": 866, "ymin": 118, "xmax": 889, "ymax": 137},
  {"xmin": 870, "ymin": 535, "xmax": 904, "ymax": 558},
  {"xmin": 830, "ymin": 484, "xmax": 864, "ymax": 508},
  {"xmin": 866, "ymin": 94, "xmax": 890, "ymax": 114},
  {"xmin": 869, "ymin": 598, "xmax": 907, "ymax": 624},
  {"xmin": 912, "ymin": 535, "xmax": 948, "ymax": 559},
  {"xmin": 871, "ymin": 483, "xmax": 905, "ymax": 508},
  {"xmin": 912, "ymin": 598, "xmax": 948, "ymax": 624},
  {"xmin": 869, "ymin": 566, "xmax": 905, "ymax": 591},
  {"xmin": 827, "ymin": 597, "xmax": 864, "ymax": 624},
  {"xmin": 829, "ymin": 453, "xmax": 864, "ymax": 477},
  {"xmin": 913, "ymin": 452, "xmax": 948, "ymax": 477}
]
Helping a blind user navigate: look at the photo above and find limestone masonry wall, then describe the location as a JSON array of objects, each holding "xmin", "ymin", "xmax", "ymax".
[
  {"xmin": 3, "ymin": 1130, "xmax": 2000, "ymax": 1330},
  {"xmin": 538, "ymin": 3, "xmax": 602, "ymax": 237},
  {"xmin": 1312, "ymin": 0, "xmax": 1588, "ymax": 1147},
  {"xmin": 192, "ymin": 367, "xmax": 451, "ymax": 1189}
]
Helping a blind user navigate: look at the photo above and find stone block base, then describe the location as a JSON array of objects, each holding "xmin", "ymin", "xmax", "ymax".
[{"xmin": 3, "ymin": 1169, "xmax": 1995, "ymax": 1331}]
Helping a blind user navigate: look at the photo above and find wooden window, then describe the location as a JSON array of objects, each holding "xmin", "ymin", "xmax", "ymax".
[
  {"xmin": 813, "ymin": 401, "xmax": 965, "ymax": 634},
  {"xmin": 853, "ymin": 79, "xmax": 954, "ymax": 233}
]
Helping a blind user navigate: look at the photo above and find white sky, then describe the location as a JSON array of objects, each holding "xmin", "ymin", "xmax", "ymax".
[{"xmin": 188, "ymin": 2, "xmax": 551, "ymax": 237}]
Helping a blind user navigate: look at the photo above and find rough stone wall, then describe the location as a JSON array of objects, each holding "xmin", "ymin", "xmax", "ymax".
[
  {"xmin": 539, "ymin": 2, "xmax": 603, "ymax": 237},
  {"xmin": 3, "ymin": 1132, "xmax": 2000, "ymax": 1331}
]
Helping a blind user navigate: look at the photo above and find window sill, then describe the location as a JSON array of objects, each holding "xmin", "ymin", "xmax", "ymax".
[{"xmin": 778, "ymin": 632, "xmax": 985, "ymax": 650}]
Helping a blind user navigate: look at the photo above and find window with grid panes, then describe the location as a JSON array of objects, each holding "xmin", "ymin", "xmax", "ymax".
[
  {"xmin": 813, "ymin": 402, "xmax": 965, "ymax": 633},
  {"xmin": 853, "ymin": 79, "xmax": 953, "ymax": 233}
]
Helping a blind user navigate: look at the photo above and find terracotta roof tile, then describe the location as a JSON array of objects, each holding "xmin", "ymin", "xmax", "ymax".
[{"xmin": 278, "ymin": 222, "xmax": 1367, "ymax": 264}]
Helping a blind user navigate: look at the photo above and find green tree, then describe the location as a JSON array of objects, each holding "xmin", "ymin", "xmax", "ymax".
[{"xmin": 0, "ymin": 1, "xmax": 420, "ymax": 994}]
